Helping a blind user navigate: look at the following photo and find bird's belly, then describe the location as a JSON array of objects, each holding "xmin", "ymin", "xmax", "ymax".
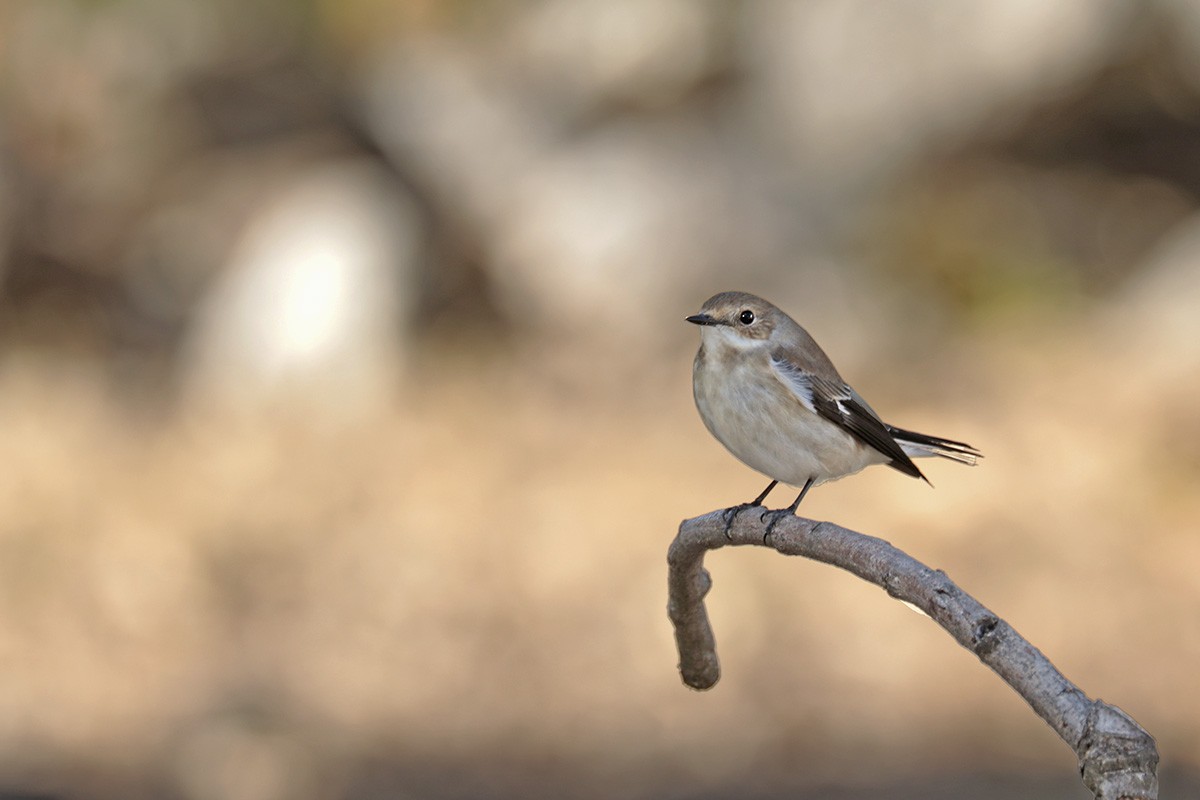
[{"xmin": 695, "ymin": 364, "xmax": 886, "ymax": 486}]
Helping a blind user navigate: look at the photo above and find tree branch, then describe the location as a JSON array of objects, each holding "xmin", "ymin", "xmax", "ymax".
[{"xmin": 667, "ymin": 508, "xmax": 1159, "ymax": 800}]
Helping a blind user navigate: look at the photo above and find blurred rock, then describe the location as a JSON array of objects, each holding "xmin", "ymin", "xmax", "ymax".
[
  {"xmin": 123, "ymin": 137, "xmax": 356, "ymax": 335},
  {"xmin": 361, "ymin": 41, "xmax": 553, "ymax": 235},
  {"xmin": 179, "ymin": 158, "xmax": 421, "ymax": 419},
  {"xmin": 362, "ymin": 39, "xmax": 789, "ymax": 355},
  {"xmin": 738, "ymin": 0, "xmax": 1132, "ymax": 184},
  {"xmin": 488, "ymin": 122, "xmax": 734, "ymax": 347},
  {"xmin": 506, "ymin": 0, "xmax": 720, "ymax": 110}
]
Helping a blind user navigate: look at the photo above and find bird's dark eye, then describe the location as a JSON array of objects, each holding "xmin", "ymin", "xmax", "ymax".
[{"xmin": 739, "ymin": 310, "xmax": 755, "ymax": 325}]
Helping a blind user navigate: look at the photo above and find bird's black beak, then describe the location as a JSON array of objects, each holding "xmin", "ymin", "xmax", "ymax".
[{"xmin": 686, "ymin": 313, "xmax": 721, "ymax": 326}]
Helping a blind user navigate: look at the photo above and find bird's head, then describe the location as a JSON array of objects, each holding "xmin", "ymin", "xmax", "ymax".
[{"xmin": 686, "ymin": 291, "xmax": 779, "ymax": 349}]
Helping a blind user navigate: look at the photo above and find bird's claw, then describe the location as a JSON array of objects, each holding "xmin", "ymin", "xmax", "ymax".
[
  {"xmin": 721, "ymin": 503, "xmax": 759, "ymax": 540},
  {"xmin": 760, "ymin": 509, "xmax": 795, "ymax": 544}
]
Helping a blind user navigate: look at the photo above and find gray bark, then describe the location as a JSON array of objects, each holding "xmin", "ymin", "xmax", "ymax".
[{"xmin": 667, "ymin": 508, "xmax": 1158, "ymax": 800}]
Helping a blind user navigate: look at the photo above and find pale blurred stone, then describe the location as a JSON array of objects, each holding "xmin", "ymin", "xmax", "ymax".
[
  {"xmin": 180, "ymin": 158, "xmax": 420, "ymax": 419},
  {"xmin": 739, "ymin": 0, "xmax": 1131, "ymax": 181},
  {"xmin": 490, "ymin": 123, "xmax": 729, "ymax": 345},
  {"xmin": 362, "ymin": 43, "xmax": 744, "ymax": 352},
  {"xmin": 508, "ymin": 0, "xmax": 717, "ymax": 107},
  {"xmin": 361, "ymin": 41, "xmax": 553, "ymax": 233}
]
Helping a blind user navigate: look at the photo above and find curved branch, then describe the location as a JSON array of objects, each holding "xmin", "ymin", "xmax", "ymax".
[{"xmin": 667, "ymin": 508, "xmax": 1158, "ymax": 800}]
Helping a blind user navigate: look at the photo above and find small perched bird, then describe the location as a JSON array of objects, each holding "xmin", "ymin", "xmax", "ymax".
[{"xmin": 687, "ymin": 291, "xmax": 980, "ymax": 535}]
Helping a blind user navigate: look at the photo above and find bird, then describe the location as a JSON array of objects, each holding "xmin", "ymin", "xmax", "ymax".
[{"xmin": 686, "ymin": 290, "xmax": 980, "ymax": 537}]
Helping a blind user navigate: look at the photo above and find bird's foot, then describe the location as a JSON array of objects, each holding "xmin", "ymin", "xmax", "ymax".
[
  {"xmin": 759, "ymin": 508, "xmax": 797, "ymax": 545},
  {"xmin": 721, "ymin": 503, "xmax": 760, "ymax": 540}
]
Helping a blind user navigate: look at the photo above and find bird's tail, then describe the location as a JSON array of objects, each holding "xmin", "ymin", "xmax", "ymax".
[{"xmin": 888, "ymin": 426, "xmax": 982, "ymax": 466}]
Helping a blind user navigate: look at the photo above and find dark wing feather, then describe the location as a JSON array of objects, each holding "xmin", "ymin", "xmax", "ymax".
[
  {"xmin": 810, "ymin": 377, "xmax": 926, "ymax": 480},
  {"xmin": 771, "ymin": 350, "xmax": 926, "ymax": 481}
]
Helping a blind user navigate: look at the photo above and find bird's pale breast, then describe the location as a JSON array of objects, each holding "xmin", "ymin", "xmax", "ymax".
[{"xmin": 693, "ymin": 346, "xmax": 886, "ymax": 486}]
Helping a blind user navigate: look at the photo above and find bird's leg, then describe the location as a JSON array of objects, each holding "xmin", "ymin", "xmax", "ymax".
[
  {"xmin": 751, "ymin": 480, "xmax": 779, "ymax": 507},
  {"xmin": 762, "ymin": 477, "xmax": 815, "ymax": 543},
  {"xmin": 722, "ymin": 480, "xmax": 778, "ymax": 539}
]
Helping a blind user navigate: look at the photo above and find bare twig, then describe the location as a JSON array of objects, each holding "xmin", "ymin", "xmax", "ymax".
[{"xmin": 667, "ymin": 508, "xmax": 1158, "ymax": 800}]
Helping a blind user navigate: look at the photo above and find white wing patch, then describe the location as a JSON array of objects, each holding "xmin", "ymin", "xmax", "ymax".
[{"xmin": 769, "ymin": 355, "xmax": 818, "ymax": 414}]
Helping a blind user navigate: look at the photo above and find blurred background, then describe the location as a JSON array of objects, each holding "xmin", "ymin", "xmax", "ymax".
[{"xmin": 1, "ymin": 1, "xmax": 1199, "ymax": 798}]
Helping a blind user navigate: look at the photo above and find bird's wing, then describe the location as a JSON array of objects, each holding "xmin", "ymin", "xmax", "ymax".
[{"xmin": 769, "ymin": 352, "xmax": 925, "ymax": 480}]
